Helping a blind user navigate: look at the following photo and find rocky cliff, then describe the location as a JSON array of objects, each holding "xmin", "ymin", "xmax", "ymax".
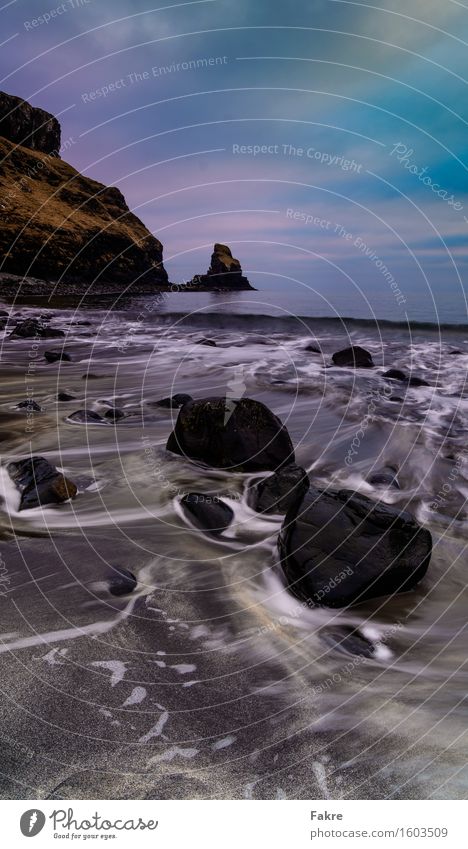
[{"xmin": 0, "ymin": 90, "xmax": 168, "ymax": 289}]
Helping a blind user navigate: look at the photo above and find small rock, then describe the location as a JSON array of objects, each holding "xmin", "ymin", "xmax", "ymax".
[
  {"xmin": 7, "ymin": 456, "xmax": 77, "ymax": 510},
  {"xmin": 44, "ymin": 350, "xmax": 72, "ymax": 363},
  {"xmin": 305, "ymin": 343, "xmax": 321, "ymax": 353},
  {"xmin": 250, "ymin": 464, "xmax": 309, "ymax": 514},
  {"xmin": 196, "ymin": 338, "xmax": 217, "ymax": 347},
  {"xmin": 181, "ymin": 493, "xmax": 234, "ymax": 535},
  {"xmin": 154, "ymin": 393, "xmax": 193, "ymax": 409},
  {"xmin": 332, "ymin": 346, "xmax": 374, "ymax": 368},
  {"xmin": 68, "ymin": 409, "xmax": 105, "ymax": 424},
  {"xmin": 9, "ymin": 318, "xmax": 64, "ymax": 339},
  {"xmin": 82, "ymin": 373, "xmax": 100, "ymax": 380},
  {"xmin": 383, "ymin": 369, "xmax": 429, "ymax": 387},
  {"xmin": 57, "ymin": 392, "xmax": 76, "ymax": 401},
  {"xmin": 108, "ymin": 567, "xmax": 137, "ymax": 596},
  {"xmin": 16, "ymin": 400, "xmax": 41, "ymax": 411}
]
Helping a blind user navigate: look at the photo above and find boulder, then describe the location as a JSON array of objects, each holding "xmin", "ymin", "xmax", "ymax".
[
  {"xmin": 68, "ymin": 409, "xmax": 105, "ymax": 424},
  {"xmin": 181, "ymin": 493, "xmax": 234, "ymax": 535},
  {"xmin": 278, "ymin": 486, "xmax": 431, "ymax": 607},
  {"xmin": 108, "ymin": 567, "xmax": 137, "ymax": 596},
  {"xmin": 250, "ymin": 464, "xmax": 309, "ymax": 514},
  {"xmin": 167, "ymin": 397, "xmax": 295, "ymax": 472},
  {"xmin": 7, "ymin": 456, "xmax": 77, "ymax": 510},
  {"xmin": 332, "ymin": 346, "xmax": 374, "ymax": 368},
  {"xmin": 154, "ymin": 393, "xmax": 193, "ymax": 409},
  {"xmin": 9, "ymin": 318, "xmax": 64, "ymax": 339},
  {"xmin": 44, "ymin": 350, "xmax": 71, "ymax": 363}
]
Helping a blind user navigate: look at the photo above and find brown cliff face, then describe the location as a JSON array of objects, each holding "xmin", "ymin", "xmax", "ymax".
[
  {"xmin": 0, "ymin": 91, "xmax": 61, "ymax": 156},
  {"xmin": 0, "ymin": 91, "xmax": 168, "ymax": 288}
]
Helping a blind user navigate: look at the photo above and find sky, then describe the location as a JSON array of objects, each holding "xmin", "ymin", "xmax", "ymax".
[{"xmin": 1, "ymin": 0, "xmax": 467, "ymax": 319}]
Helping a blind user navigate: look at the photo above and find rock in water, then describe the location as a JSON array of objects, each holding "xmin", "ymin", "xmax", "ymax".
[
  {"xmin": 367, "ymin": 465, "xmax": 400, "ymax": 489},
  {"xmin": 7, "ymin": 456, "xmax": 77, "ymax": 510},
  {"xmin": 332, "ymin": 346, "xmax": 374, "ymax": 368},
  {"xmin": 44, "ymin": 350, "xmax": 72, "ymax": 363},
  {"xmin": 104, "ymin": 407, "xmax": 125, "ymax": 421},
  {"xmin": 9, "ymin": 318, "xmax": 64, "ymax": 339},
  {"xmin": 16, "ymin": 400, "xmax": 41, "ymax": 411},
  {"xmin": 383, "ymin": 369, "xmax": 429, "ymax": 387},
  {"xmin": 250, "ymin": 464, "xmax": 309, "ymax": 514},
  {"xmin": 166, "ymin": 397, "xmax": 295, "ymax": 472},
  {"xmin": 154, "ymin": 394, "xmax": 193, "ymax": 409},
  {"xmin": 187, "ymin": 243, "xmax": 253, "ymax": 290},
  {"xmin": 108, "ymin": 567, "xmax": 137, "ymax": 596},
  {"xmin": 68, "ymin": 409, "xmax": 105, "ymax": 424},
  {"xmin": 278, "ymin": 487, "xmax": 431, "ymax": 607},
  {"xmin": 57, "ymin": 392, "xmax": 76, "ymax": 401},
  {"xmin": 181, "ymin": 493, "xmax": 234, "ymax": 535}
]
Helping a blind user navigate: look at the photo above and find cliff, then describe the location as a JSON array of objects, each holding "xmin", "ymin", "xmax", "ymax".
[{"xmin": 0, "ymin": 90, "xmax": 168, "ymax": 289}]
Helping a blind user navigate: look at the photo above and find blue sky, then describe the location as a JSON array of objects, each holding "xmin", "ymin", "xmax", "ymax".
[{"xmin": 1, "ymin": 0, "xmax": 467, "ymax": 316}]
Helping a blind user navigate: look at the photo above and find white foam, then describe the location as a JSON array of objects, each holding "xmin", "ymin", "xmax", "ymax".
[
  {"xmin": 122, "ymin": 687, "xmax": 147, "ymax": 707},
  {"xmin": 90, "ymin": 660, "xmax": 127, "ymax": 687}
]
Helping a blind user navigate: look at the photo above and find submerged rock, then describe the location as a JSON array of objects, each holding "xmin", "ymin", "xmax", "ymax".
[
  {"xmin": 305, "ymin": 343, "xmax": 321, "ymax": 353},
  {"xmin": 181, "ymin": 493, "xmax": 234, "ymax": 535},
  {"xmin": 321, "ymin": 626, "xmax": 375, "ymax": 658},
  {"xmin": 16, "ymin": 400, "xmax": 41, "ymax": 411},
  {"xmin": 9, "ymin": 318, "xmax": 64, "ymax": 339},
  {"xmin": 104, "ymin": 407, "xmax": 125, "ymax": 421},
  {"xmin": 367, "ymin": 465, "xmax": 400, "ymax": 489},
  {"xmin": 44, "ymin": 350, "xmax": 72, "ymax": 363},
  {"xmin": 57, "ymin": 391, "xmax": 76, "ymax": 401},
  {"xmin": 196, "ymin": 338, "xmax": 217, "ymax": 347},
  {"xmin": 155, "ymin": 393, "xmax": 193, "ymax": 409},
  {"xmin": 167, "ymin": 396, "xmax": 295, "ymax": 472},
  {"xmin": 383, "ymin": 369, "xmax": 429, "ymax": 387},
  {"xmin": 68, "ymin": 409, "xmax": 105, "ymax": 424},
  {"xmin": 108, "ymin": 567, "xmax": 137, "ymax": 596},
  {"xmin": 332, "ymin": 346, "xmax": 374, "ymax": 368},
  {"xmin": 250, "ymin": 464, "xmax": 309, "ymax": 514},
  {"xmin": 278, "ymin": 486, "xmax": 431, "ymax": 607},
  {"xmin": 7, "ymin": 456, "xmax": 77, "ymax": 510}
]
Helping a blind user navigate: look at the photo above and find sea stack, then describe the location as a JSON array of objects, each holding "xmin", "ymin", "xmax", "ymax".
[{"xmin": 188, "ymin": 243, "xmax": 254, "ymax": 290}]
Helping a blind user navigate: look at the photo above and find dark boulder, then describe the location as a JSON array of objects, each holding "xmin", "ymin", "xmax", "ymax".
[
  {"xmin": 278, "ymin": 486, "xmax": 431, "ymax": 607},
  {"xmin": 332, "ymin": 346, "xmax": 374, "ymax": 368},
  {"xmin": 44, "ymin": 350, "xmax": 72, "ymax": 363},
  {"xmin": 16, "ymin": 400, "xmax": 41, "ymax": 411},
  {"xmin": 104, "ymin": 407, "xmax": 125, "ymax": 421},
  {"xmin": 181, "ymin": 493, "xmax": 234, "ymax": 535},
  {"xmin": 57, "ymin": 391, "xmax": 76, "ymax": 401},
  {"xmin": 167, "ymin": 397, "xmax": 295, "ymax": 472},
  {"xmin": 68, "ymin": 409, "xmax": 105, "ymax": 424},
  {"xmin": 367, "ymin": 465, "xmax": 400, "ymax": 489},
  {"xmin": 9, "ymin": 318, "xmax": 64, "ymax": 339},
  {"xmin": 154, "ymin": 393, "xmax": 193, "ymax": 409},
  {"xmin": 108, "ymin": 567, "xmax": 137, "ymax": 596},
  {"xmin": 7, "ymin": 456, "xmax": 77, "ymax": 510},
  {"xmin": 250, "ymin": 464, "xmax": 309, "ymax": 514}
]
